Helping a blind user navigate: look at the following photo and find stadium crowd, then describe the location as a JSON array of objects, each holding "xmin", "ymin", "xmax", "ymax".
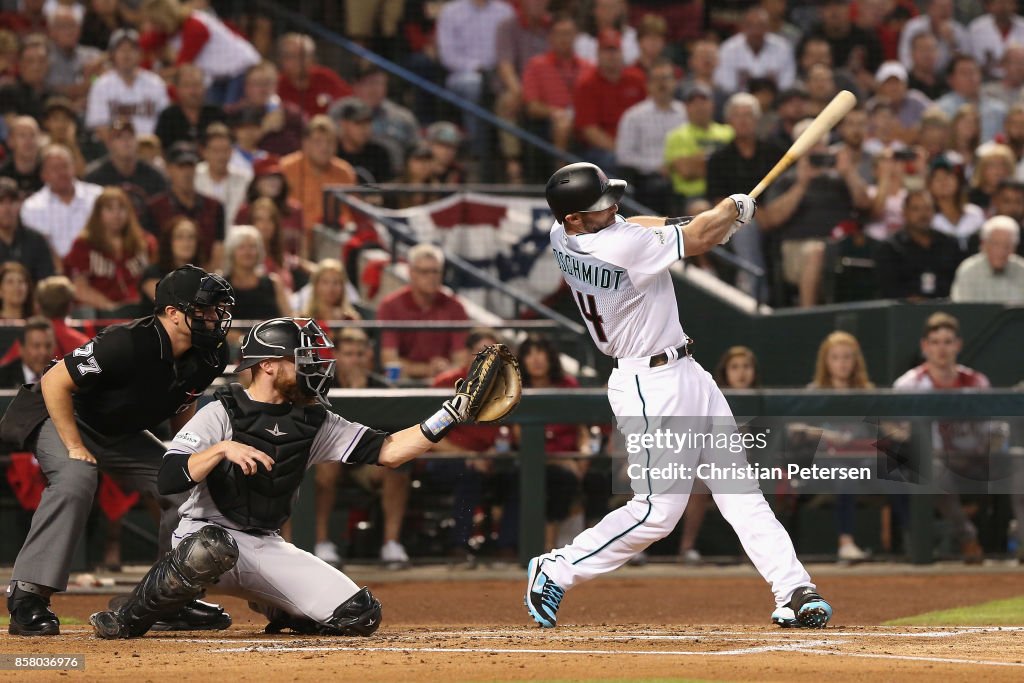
[{"xmin": 1, "ymin": 0, "xmax": 1023, "ymax": 571}]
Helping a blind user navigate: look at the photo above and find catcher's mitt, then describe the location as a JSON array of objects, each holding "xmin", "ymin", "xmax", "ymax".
[{"xmin": 458, "ymin": 343, "xmax": 522, "ymax": 423}]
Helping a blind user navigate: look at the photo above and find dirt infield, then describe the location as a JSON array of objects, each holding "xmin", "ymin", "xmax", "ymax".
[{"xmin": 3, "ymin": 571, "xmax": 1024, "ymax": 681}]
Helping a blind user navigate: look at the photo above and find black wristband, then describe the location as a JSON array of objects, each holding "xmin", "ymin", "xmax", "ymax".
[{"xmin": 665, "ymin": 215, "xmax": 694, "ymax": 226}]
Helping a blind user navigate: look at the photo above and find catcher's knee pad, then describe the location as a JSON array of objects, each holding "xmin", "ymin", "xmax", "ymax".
[
  {"xmin": 321, "ymin": 587, "xmax": 382, "ymax": 636},
  {"xmin": 103, "ymin": 526, "xmax": 238, "ymax": 638},
  {"xmin": 173, "ymin": 525, "xmax": 239, "ymax": 585}
]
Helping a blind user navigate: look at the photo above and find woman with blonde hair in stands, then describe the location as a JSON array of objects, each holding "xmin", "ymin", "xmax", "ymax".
[
  {"xmin": 303, "ymin": 258, "xmax": 361, "ymax": 323},
  {"xmin": 63, "ymin": 187, "xmax": 155, "ymax": 316},
  {"xmin": 968, "ymin": 143, "xmax": 1016, "ymax": 210},
  {"xmin": 805, "ymin": 331, "xmax": 885, "ymax": 563},
  {"xmin": 223, "ymin": 225, "xmax": 291, "ymax": 320},
  {"xmin": 0, "ymin": 261, "xmax": 33, "ymax": 320}
]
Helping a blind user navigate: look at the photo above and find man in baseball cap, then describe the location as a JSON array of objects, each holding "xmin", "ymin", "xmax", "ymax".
[{"xmin": 4, "ymin": 265, "xmax": 234, "ymax": 636}]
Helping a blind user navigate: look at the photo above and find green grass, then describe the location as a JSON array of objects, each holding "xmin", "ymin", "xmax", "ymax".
[
  {"xmin": 0, "ymin": 616, "xmax": 86, "ymax": 626},
  {"xmin": 885, "ymin": 595, "xmax": 1024, "ymax": 626}
]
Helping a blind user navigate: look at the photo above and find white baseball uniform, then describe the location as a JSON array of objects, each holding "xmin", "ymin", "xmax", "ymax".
[{"xmin": 544, "ymin": 215, "xmax": 813, "ymax": 608}]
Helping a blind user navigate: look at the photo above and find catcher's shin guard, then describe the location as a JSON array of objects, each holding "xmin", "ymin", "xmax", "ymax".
[
  {"xmin": 261, "ymin": 588, "xmax": 382, "ymax": 637},
  {"xmin": 91, "ymin": 525, "xmax": 239, "ymax": 639}
]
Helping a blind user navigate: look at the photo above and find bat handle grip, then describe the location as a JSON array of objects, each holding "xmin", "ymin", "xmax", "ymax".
[{"xmin": 749, "ymin": 182, "xmax": 769, "ymax": 201}]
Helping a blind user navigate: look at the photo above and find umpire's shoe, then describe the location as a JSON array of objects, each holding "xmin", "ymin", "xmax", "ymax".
[
  {"xmin": 7, "ymin": 585, "xmax": 60, "ymax": 636},
  {"xmin": 525, "ymin": 556, "xmax": 565, "ymax": 628},
  {"xmin": 771, "ymin": 586, "xmax": 833, "ymax": 629}
]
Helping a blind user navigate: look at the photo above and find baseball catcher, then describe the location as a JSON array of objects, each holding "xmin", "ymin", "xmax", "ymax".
[{"xmin": 90, "ymin": 318, "xmax": 520, "ymax": 638}]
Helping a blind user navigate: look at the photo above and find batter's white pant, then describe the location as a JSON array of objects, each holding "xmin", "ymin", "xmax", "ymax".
[
  {"xmin": 541, "ymin": 354, "xmax": 813, "ymax": 608},
  {"xmin": 173, "ymin": 518, "xmax": 360, "ymax": 623}
]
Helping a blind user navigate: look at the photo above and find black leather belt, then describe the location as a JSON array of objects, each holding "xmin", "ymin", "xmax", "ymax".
[
  {"xmin": 192, "ymin": 518, "xmax": 278, "ymax": 536},
  {"xmin": 613, "ymin": 341, "xmax": 692, "ymax": 369}
]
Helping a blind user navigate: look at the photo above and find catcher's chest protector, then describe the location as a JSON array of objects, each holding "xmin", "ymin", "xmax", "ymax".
[{"xmin": 208, "ymin": 384, "xmax": 327, "ymax": 530}]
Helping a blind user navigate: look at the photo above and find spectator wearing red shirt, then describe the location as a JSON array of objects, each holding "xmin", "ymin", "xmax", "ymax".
[
  {"xmin": 146, "ymin": 141, "xmax": 225, "ymax": 270},
  {"xmin": 572, "ymin": 28, "xmax": 646, "ymax": 173},
  {"xmin": 0, "ymin": 0, "xmax": 46, "ymax": 35},
  {"xmin": 64, "ymin": 186, "xmax": 155, "ymax": 316},
  {"xmin": 139, "ymin": 0, "xmax": 260, "ymax": 105},
  {"xmin": 276, "ymin": 33, "xmax": 352, "ymax": 117},
  {"xmin": 377, "ymin": 243, "xmax": 469, "ymax": 380},
  {"xmin": 523, "ymin": 15, "xmax": 590, "ymax": 156},
  {"xmin": 515, "ymin": 334, "xmax": 588, "ymax": 549},
  {"xmin": 0, "ymin": 276, "xmax": 90, "ymax": 366}
]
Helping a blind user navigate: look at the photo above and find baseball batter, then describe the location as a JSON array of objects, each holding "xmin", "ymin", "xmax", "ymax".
[
  {"xmin": 90, "ymin": 318, "xmax": 520, "ymax": 639},
  {"xmin": 525, "ymin": 162, "xmax": 832, "ymax": 629}
]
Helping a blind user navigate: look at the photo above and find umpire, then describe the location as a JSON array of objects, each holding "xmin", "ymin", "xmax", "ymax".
[{"xmin": 2, "ymin": 265, "xmax": 235, "ymax": 636}]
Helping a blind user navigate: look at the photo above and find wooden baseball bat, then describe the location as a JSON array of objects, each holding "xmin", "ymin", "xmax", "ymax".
[{"xmin": 748, "ymin": 90, "xmax": 858, "ymax": 200}]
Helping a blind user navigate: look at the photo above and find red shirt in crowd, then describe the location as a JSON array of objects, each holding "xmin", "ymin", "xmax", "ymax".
[
  {"xmin": 277, "ymin": 66, "xmax": 352, "ymax": 117},
  {"xmin": 376, "ymin": 285, "xmax": 468, "ymax": 364},
  {"xmin": 522, "ymin": 51, "xmax": 591, "ymax": 110},
  {"xmin": 0, "ymin": 319, "xmax": 90, "ymax": 366},
  {"xmin": 573, "ymin": 66, "xmax": 647, "ymax": 138},
  {"xmin": 541, "ymin": 375, "xmax": 582, "ymax": 453},
  {"xmin": 146, "ymin": 191, "xmax": 225, "ymax": 265},
  {"xmin": 63, "ymin": 234, "xmax": 156, "ymax": 305}
]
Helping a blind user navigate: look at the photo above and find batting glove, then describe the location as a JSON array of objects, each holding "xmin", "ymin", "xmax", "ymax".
[{"xmin": 729, "ymin": 194, "xmax": 757, "ymax": 224}]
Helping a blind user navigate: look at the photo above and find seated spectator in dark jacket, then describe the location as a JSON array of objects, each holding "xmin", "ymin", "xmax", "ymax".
[
  {"xmin": 759, "ymin": 117, "xmax": 872, "ymax": 307},
  {"xmin": 0, "ymin": 37, "xmax": 52, "ymax": 123},
  {"xmin": 63, "ymin": 186, "xmax": 154, "ymax": 316},
  {"xmin": 145, "ymin": 141, "xmax": 224, "ymax": 270},
  {"xmin": 0, "ymin": 177, "xmax": 55, "ymax": 283},
  {"xmin": 377, "ymin": 243, "xmax": 469, "ymax": 380},
  {"xmin": 333, "ymin": 97, "xmax": 394, "ymax": 184},
  {"xmin": 154, "ymin": 64, "xmax": 226, "ymax": 151},
  {"xmin": 84, "ymin": 118, "xmax": 168, "ymax": 223},
  {"xmin": 0, "ymin": 275, "xmax": 90, "ymax": 365},
  {"xmin": 0, "ymin": 116, "xmax": 43, "ymax": 196},
  {"xmin": 875, "ymin": 189, "xmax": 964, "ymax": 299},
  {"xmin": 0, "ymin": 317, "xmax": 54, "ymax": 387}
]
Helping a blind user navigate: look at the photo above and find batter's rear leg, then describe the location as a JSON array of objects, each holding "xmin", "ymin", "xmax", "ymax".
[{"xmin": 90, "ymin": 525, "xmax": 239, "ymax": 639}]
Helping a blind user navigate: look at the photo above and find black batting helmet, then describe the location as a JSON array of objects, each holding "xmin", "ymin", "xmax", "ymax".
[
  {"xmin": 545, "ymin": 162, "xmax": 627, "ymax": 224},
  {"xmin": 236, "ymin": 318, "xmax": 336, "ymax": 405}
]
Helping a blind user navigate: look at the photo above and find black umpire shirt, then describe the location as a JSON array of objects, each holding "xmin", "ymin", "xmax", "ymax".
[{"xmin": 65, "ymin": 316, "xmax": 227, "ymax": 437}]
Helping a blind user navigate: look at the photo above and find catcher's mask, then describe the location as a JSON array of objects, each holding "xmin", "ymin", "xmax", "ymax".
[
  {"xmin": 545, "ymin": 162, "xmax": 627, "ymax": 225},
  {"xmin": 236, "ymin": 318, "xmax": 336, "ymax": 405},
  {"xmin": 154, "ymin": 265, "xmax": 235, "ymax": 352}
]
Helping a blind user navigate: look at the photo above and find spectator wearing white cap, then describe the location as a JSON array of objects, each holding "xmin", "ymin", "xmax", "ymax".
[
  {"xmin": 866, "ymin": 61, "xmax": 933, "ymax": 139},
  {"xmin": 950, "ymin": 215, "xmax": 1024, "ymax": 302}
]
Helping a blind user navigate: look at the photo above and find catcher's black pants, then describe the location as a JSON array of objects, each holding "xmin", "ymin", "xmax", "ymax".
[{"xmin": 11, "ymin": 419, "xmax": 186, "ymax": 592}]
